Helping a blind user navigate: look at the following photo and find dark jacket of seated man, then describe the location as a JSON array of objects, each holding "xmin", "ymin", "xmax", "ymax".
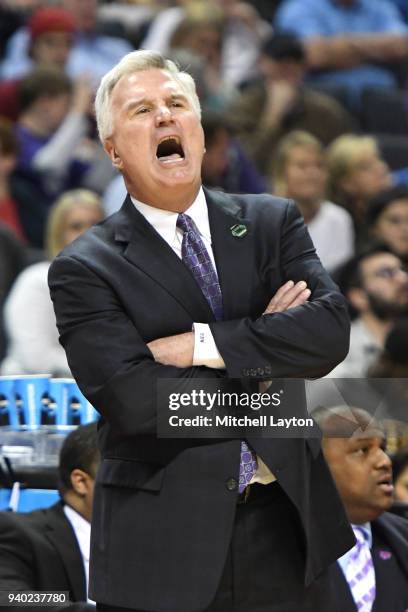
[
  {"xmin": 0, "ymin": 423, "xmax": 99, "ymax": 612},
  {"xmin": 315, "ymin": 406, "xmax": 408, "ymax": 612}
]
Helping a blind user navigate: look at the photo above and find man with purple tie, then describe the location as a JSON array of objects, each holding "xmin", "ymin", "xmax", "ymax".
[
  {"xmin": 48, "ymin": 50, "xmax": 354, "ymax": 611},
  {"xmin": 314, "ymin": 406, "xmax": 408, "ymax": 611}
]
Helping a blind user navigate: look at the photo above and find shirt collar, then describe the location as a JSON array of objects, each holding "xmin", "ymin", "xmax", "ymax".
[
  {"xmin": 63, "ymin": 504, "xmax": 91, "ymax": 561},
  {"xmin": 130, "ymin": 187, "xmax": 211, "ymax": 242},
  {"xmin": 352, "ymin": 522, "xmax": 372, "ymax": 548}
]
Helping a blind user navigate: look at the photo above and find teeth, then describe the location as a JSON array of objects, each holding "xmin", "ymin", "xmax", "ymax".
[{"xmin": 158, "ymin": 136, "xmax": 180, "ymax": 145}]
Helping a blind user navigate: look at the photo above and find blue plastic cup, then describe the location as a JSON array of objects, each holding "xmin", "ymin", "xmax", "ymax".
[
  {"xmin": 48, "ymin": 379, "xmax": 72, "ymax": 426},
  {"xmin": 0, "ymin": 376, "xmax": 19, "ymax": 428},
  {"xmin": 13, "ymin": 375, "xmax": 50, "ymax": 429}
]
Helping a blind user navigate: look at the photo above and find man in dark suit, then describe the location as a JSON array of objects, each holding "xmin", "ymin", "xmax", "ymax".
[
  {"xmin": 48, "ymin": 50, "xmax": 354, "ymax": 611},
  {"xmin": 314, "ymin": 406, "xmax": 408, "ymax": 611},
  {"xmin": 0, "ymin": 423, "xmax": 99, "ymax": 611}
]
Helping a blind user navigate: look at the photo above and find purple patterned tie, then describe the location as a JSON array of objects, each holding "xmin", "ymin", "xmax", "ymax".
[
  {"xmin": 344, "ymin": 527, "xmax": 376, "ymax": 612},
  {"xmin": 177, "ymin": 213, "xmax": 257, "ymax": 493}
]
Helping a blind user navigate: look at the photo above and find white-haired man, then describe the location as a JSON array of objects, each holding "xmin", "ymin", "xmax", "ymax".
[{"xmin": 49, "ymin": 50, "xmax": 353, "ymax": 611}]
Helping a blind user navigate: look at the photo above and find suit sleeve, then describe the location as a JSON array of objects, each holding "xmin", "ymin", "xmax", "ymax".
[
  {"xmin": 48, "ymin": 256, "xmax": 223, "ymax": 437},
  {"xmin": 209, "ymin": 200, "xmax": 350, "ymax": 379},
  {"xmin": 0, "ymin": 513, "xmax": 94, "ymax": 612}
]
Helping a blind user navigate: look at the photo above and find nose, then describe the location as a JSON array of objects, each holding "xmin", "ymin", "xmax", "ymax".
[
  {"xmin": 374, "ymin": 447, "xmax": 392, "ymax": 471},
  {"xmin": 155, "ymin": 105, "xmax": 173, "ymax": 126},
  {"xmin": 396, "ymin": 267, "xmax": 408, "ymax": 284}
]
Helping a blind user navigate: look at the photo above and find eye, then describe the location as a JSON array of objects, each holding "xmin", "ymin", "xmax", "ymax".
[
  {"xmin": 136, "ymin": 107, "xmax": 150, "ymax": 115},
  {"xmin": 171, "ymin": 100, "xmax": 183, "ymax": 108},
  {"xmin": 354, "ymin": 446, "xmax": 370, "ymax": 456}
]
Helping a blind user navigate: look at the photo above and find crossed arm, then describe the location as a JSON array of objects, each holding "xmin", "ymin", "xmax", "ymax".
[
  {"xmin": 306, "ymin": 33, "xmax": 408, "ymax": 70},
  {"xmin": 147, "ymin": 280, "xmax": 311, "ymax": 368}
]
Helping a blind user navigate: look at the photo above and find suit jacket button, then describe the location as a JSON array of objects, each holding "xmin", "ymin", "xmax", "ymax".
[
  {"xmin": 242, "ymin": 368, "xmax": 249, "ymax": 376},
  {"xmin": 264, "ymin": 366, "xmax": 272, "ymax": 375},
  {"xmin": 257, "ymin": 367, "xmax": 265, "ymax": 376},
  {"xmin": 250, "ymin": 369, "xmax": 257, "ymax": 377},
  {"xmin": 226, "ymin": 477, "xmax": 238, "ymax": 491}
]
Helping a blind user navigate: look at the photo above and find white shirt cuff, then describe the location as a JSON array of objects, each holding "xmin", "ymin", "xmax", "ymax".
[{"xmin": 192, "ymin": 323, "xmax": 225, "ymax": 369}]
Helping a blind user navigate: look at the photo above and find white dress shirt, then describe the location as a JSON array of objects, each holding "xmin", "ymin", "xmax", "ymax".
[
  {"xmin": 131, "ymin": 188, "xmax": 225, "ymax": 369},
  {"xmin": 131, "ymin": 188, "xmax": 275, "ymax": 485},
  {"xmin": 63, "ymin": 505, "xmax": 95, "ymax": 605}
]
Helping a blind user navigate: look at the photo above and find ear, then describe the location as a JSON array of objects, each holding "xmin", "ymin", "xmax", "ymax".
[
  {"xmin": 70, "ymin": 468, "xmax": 92, "ymax": 497},
  {"xmin": 347, "ymin": 287, "xmax": 369, "ymax": 313},
  {"xmin": 104, "ymin": 138, "xmax": 123, "ymax": 171}
]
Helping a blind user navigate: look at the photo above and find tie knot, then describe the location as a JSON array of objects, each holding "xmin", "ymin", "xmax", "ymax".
[
  {"xmin": 177, "ymin": 213, "xmax": 196, "ymax": 235},
  {"xmin": 354, "ymin": 527, "xmax": 368, "ymax": 544}
]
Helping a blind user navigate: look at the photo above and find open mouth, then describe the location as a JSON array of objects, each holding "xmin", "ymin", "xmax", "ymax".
[
  {"xmin": 156, "ymin": 136, "xmax": 185, "ymax": 163},
  {"xmin": 377, "ymin": 475, "xmax": 394, "ymax": 494}
]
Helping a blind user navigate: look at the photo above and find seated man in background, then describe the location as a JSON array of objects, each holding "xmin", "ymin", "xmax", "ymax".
[
  {"xmin": 275, "ymin": 0, "xmax": 408, "ymax": 107},
  {"xmin": 228, "ymin": 32, "xmax": 355, "ymax": 183},
  {"xmin": 0, "ymin": 6, "xmax": 76, "ymax": 123},
  {"xmin": 331, "ymin": 247, "xmax": 408, "ymax": 377},
  {"xmin": 0, "ymin": 422, "xmax": 99, "ymax": 610},
  {"xmin": 313, "ymin": 405, "xmax": 408, "ymax": 611}
]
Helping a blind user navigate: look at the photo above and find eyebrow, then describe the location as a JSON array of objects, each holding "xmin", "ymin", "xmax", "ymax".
[{"xmin": 123, "ymin": 93, "xmax": 189, "ymax": 114}]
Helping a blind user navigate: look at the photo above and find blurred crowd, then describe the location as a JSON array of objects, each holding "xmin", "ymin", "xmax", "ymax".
[
  {"xmin": 1, "ymin": 0, "xmax": 408, "ymax": 446},
  {"xmin": 2, "ymin": 3, "xmax": 408, "ymax": 609}
]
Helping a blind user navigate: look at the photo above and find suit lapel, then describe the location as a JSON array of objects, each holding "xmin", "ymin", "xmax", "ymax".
[
  {"xmin": 115, "ymin": 195, "xmax": 214, "ymax": 322},
  {"xmin": 204, "ymin": 188, "xmax": 253, "ymax": 319},
  {"xmin": 43, "ymin": 503, "xmax": 87, "ymax": 601},
  {"xmin": 330, "ymin": 562, "xmax": 358, "ymax": 611},
  {"xmin": 113, "ymin": 191, "xmax": 254, "ymax": 322}
]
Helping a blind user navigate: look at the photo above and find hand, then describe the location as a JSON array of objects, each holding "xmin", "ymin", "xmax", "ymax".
[
  {"xmin": 263, "ymin": 280, "xmax": 311, "ymax": 315},
  {"xmin": 147, "ymin": 331, "xmax": 194, "ymax": 368},
  {"xmin": 262, "ymin": 81, "xmax": 297, "ymax": 128},
  {"xmin": 72, "ymin": 77, "xmax": 94, "ymax": 115}
]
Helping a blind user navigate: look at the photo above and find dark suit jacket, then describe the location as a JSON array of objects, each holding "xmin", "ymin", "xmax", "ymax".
[
  {"xmin": 48, "ymin": 188, "xmax": 355, "ymax": 611},
  {"xmin": 0, "ymin": 502, "xmax": 94, "ymax": 611},
  {"xmin": 329, "ymin": 512, "xmax": 408, "ymax": 612}
]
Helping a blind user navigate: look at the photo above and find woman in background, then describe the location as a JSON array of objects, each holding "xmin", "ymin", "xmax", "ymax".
[
  {"xmin": 273, "ymin": 130, "xmax": 354, "ymax": 272},
  {"xmin": 327, "ymin": 134, "xmax": 392, "ymax": 233},
  {"xmin": 367, "ymin": 185, "xmax": 408, "ymax": 264},
  {"xmin": 0, "ymin": 189, "xmax": 104, "ymax": 376}
]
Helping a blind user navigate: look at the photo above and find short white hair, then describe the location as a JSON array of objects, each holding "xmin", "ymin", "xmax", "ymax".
[{"xmin": 95, "ymin": 49, "xmax": 202, "ymax": 142}]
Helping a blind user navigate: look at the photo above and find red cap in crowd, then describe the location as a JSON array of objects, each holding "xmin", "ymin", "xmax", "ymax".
[{"xmin": 29, "ymin": 8, "xmax": 76, "ymax": 41}]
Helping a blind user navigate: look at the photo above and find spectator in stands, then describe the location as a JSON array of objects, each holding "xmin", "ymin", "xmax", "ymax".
[
  {"xmin": 0, "ymin": 223, "xmax": 27, "ymax": 363},
  {"xmin": 392, "ymin": 448, "xmax": 408, "ymax": 504},
  {"xmin": 13, "ymin": 67, "xmax": 94, "ymax": 247},
  {"xmin": 313, "ymin": 405, "xmax": 408, "ymax": 611},
  {"xmin": 367, "ymin": 186, "xmax": 408, "ymax": 264},
  {"xmin": 168, "ymin": 13, "xmax": 237, "ymax": 110},
  {"xmin": 228, "ymin": 33, "xmax": 356, "ymax": 182},
  {"xmin": 327, "ymin": 135, "xmax": 392, "ymax": 232},
  {"xmin": 275, "ymin": 0, "xmax": 408, "ymax": 108},
  {"xmin": 0, "ymin": 189, "xmax": 104, "ymax": 377},
  {"xmin": 330, "ymin": 248, "xmax": 408, "ymax": 377},
  {"xmin": 273, "ymin": 130, "xmax": 354, "ymax": 272},
  {"xmin": 0, "ymin": 422, "xmax": 99, "ymax": 609},
  {"xmin": 201, "ymin": 111, "xmax": 266, "ymax": 192},
  {"xmin": 0, "ymin": 7, "xmax": 76, "ymax": 122},
  {"xmin": 1, "ymin": 0, "xmax": 133, "ymax": 89},
  {"xmin": 141, "ymin": 0, "xmax": 272, "ymax": 87},
  {"xmin": 369, "ymin": 316, "xmax": 408, "ymax": 379},
  {"xmin": 0, "ymin": 119, "xmax": 26, "ymax": 242},
  {"xmin": 367, "ymin": 318, "xmax": 408, "ymax": 455}
]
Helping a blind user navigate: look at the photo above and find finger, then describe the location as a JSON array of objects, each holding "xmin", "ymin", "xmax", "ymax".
[
  {"xmin": 273, "ymin": 281, "xmax": 308, "ymax": 312},
  {"xmin": 286, "ymin": 288, "xmax": 311, "ymax": 310},
  {"xmin": 264, "ymin": 280, "xmax": 294, "ymax": 313}
]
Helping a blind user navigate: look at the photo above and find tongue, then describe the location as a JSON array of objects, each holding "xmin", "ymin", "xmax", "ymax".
[{"xmin": 158, "ymin": 153, "xmax": 182, "ymax": 162}]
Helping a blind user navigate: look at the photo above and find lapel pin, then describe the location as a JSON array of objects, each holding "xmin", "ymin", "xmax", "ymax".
[
  {"xmin": 379, "ymin": 550, "xmax": 392, "ymax": 560},
  {"xmin": 230, "ymin": 224, "xmax": 247, "ymax": 238}
]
